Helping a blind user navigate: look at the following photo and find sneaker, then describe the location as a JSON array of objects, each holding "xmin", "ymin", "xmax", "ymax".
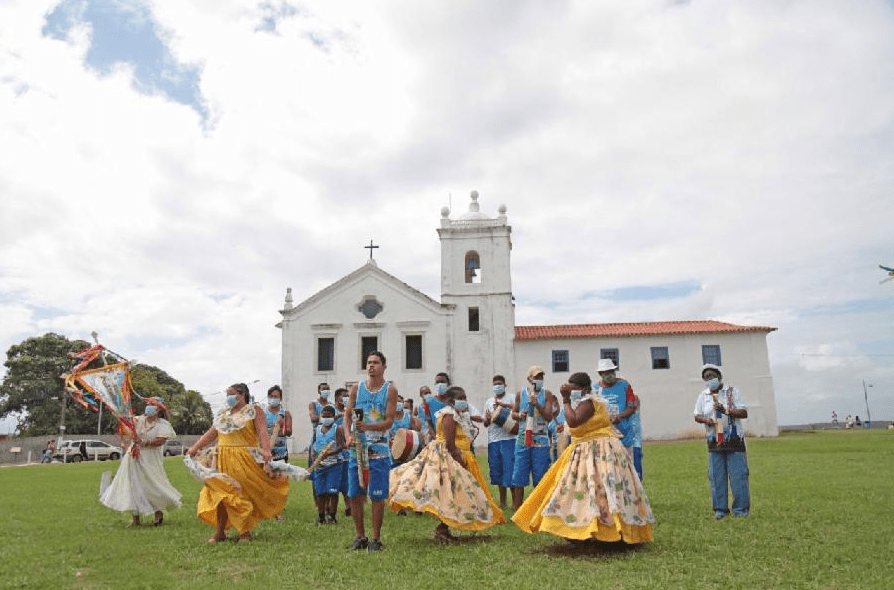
[
  {"xmin": 326, "ymin": 512, "xmax": 337, "ymax": 525},
  {"xmin": 317, "ymin": 513, "xmax": 326, "ymax": 526},
  {"xmin": 348, "ymin": 537, "xmax": 368, "ymax": 551},
  {"xmin": 714, "ymin": 512, "xmax": 727, "ymax": 520},
  {"xmin": 367, "ymin": 538, "xmax": 384, "ymax": 553}
]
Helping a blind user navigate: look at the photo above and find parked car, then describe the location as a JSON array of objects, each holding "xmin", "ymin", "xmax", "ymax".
[
  {"xmin": 162, "ymin": 440, "xmax": 184, "ymax": 456},
  {"xmin": 54, "ymin": 440, "xmax": 123, "ymax": 463}
]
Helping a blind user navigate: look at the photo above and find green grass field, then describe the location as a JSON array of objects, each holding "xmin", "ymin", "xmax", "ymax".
[{"xmin": 1, "ymin": 430, "xmax": 892, "ymax": 589}]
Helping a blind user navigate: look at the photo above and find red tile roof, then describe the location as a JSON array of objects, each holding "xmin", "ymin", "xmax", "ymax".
[{"xmin": 515, "ymin": 320, "xmax": 777, "ymax": 341}]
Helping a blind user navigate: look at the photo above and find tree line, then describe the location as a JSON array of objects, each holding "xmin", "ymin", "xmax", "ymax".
[{"xmin": 0, "ymin": 333, "xmax": 212, "ymax": 436}]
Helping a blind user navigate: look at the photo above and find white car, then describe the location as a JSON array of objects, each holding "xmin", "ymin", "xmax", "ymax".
[{"xmin": 54, "ymin": 440, "xmax": 123, "ymax": 463}]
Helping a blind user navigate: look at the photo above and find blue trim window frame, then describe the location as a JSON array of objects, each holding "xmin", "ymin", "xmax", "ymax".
[
  {"xmin": 552, "ymin": 349, "xmax": 569, "ymax": 373},
  {"xmin": 702, "ymin": 344, "xmax": 721, "ymax": 366},
  {"xmin": 650, "ymin": 346, "xmax": 670, "ymax": 369}
]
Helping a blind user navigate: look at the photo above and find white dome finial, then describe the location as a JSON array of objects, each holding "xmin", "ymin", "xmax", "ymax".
[{"xmin": 469, "ymin": 190, "xmax": 479, "ymax": 213}]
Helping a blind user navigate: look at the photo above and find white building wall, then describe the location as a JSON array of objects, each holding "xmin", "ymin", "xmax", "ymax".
[{"xmin": 514, "ymin": 331, "xmax": 778, "ymax": 440}]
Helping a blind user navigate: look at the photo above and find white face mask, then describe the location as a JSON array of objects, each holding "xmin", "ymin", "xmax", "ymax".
[
  {"xmin": 144, "ymin": 405, "xmax": 158, "ymax": 417},
  {"xmin": 321, "ymin": 417, "xmax": 334, "ymax": 427},
  {"xmin": 434, "ymin": 383, "xmax": 447, "ymax": 396},
  {"xmin": 493, "ymin": 384, "xmax": 506, "ymax": 396},
  {"xmin": 268, "ymin": 397, "xmax": 281, "ymax": 407},
  {"xmin": 532, "ymin": 379, "xmax": 543, "ymax": 392},
  {"xmin": 319, "ymin": 390, "xmax": 331, "ymax": 399}
]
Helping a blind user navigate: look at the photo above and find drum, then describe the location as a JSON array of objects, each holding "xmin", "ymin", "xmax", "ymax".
[
  {"xmin": 391, "ymin": 428, "xmax": 423, "ymax": 462},
  {"xmin": 491, "ymin": 406, "xmax": 518, "ymax": 434}
]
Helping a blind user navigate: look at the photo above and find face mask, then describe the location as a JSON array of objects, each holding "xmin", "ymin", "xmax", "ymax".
[
  {"xmin": 434, "ymin": 383, "xmax": 447, "ymax": 396},
  {"xmin": 268, "ymin": 398, "xmax": 281, "ymax": 407},
  {"xmin": 321, "ymin": 417, "xmax": 334, "ymax": 427},
  {"xmin": 601, "ymin": 373, "xmax": 617, "ymax": 385},
  {"xmin": 493, "ymin": 384, "xmax": 506, "ymax": 396},
  {"xmin": 706, "ymin": 378, "xmax": 721, "ymax": 392},
  {"xmin": 319, "ymin": 390, "xmax": 331, "ymax": 399},
  {"xmin": 570, "ymin": 390, "xmax": 583, "ymax": 403},
  {"xmin": 144, "ymin": 405, "xmax": 158, "ymax": 416},
  {"xmin": 394, "ymin": 405, "xmax": 403, "ymax": 414},
  {"xmin": 532, "ymin": 380, "xmax": 543, "ymax": 392},
  {"xmin": 454, "ymin": 400, "xmax": 469, "ymax": 412},
  {"xmin": 226, "ymin": 394, "xmax": 238, "ymax": 408}
]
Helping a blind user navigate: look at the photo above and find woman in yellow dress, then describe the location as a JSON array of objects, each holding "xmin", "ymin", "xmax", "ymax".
[
  {"xmin": 389, "ymin": 386, "xmax": 506, "ymax": 541},
  {"xmin": 187, "ymin": 383, "xmax": 289, "ymax": 543},
  {"xmin": 512, "ymin": 372, "xmax": 654, "ymax": 544}
]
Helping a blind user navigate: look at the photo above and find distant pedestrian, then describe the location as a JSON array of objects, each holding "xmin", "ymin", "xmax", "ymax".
[{"xmin": 831, "ymin": 411, "xmax": 838, "ymax": 426}]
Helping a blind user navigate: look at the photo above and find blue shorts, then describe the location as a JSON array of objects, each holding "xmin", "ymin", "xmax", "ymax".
[
  {"xmin": 510, "ymin": 444, "xmax": 551, "ymax": 488},
  {"xmin": 488, "ymin": 439, "xmax": 516, "ymax": 488},
  {"xmin": 347, "ymin": 456, "xmax": 391, "ymax": 500},
  {"xmin": 339, "ymin": 460, "xmax": 348, "ymax": 494},
  {"xmin": 633, "ymin": 446, "xmax": 643, "ymax": 481},
  {"xmin": 313, "ymin": 463, "xmax": 342, "ymax": 495}
]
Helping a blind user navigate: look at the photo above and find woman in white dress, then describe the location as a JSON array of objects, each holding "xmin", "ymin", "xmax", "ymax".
[{"xmin": 100, "ymin": 398, "xmax": 182, "ymax": 526}]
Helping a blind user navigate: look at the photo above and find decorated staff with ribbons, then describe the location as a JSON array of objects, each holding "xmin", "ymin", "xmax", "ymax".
[
  {"xmin": 187, "ymin": 383, "xmax": 289, "ymax": 543},
  {"xmin": 483, "ymin": 374, "xmax": 516, "ymax": 509},
  {"xmin": 390, "ymin": 385, "xmax": 506, "ymax": 542},
  {"xmin": 510, "ymin": 366, "xmax": 558, "ymax": 510},
  {"xmin": 100, "ymin": 397, "xmax": 182, "ymax": 527},
  {"xmin": 693, "ymin": 364, "xmax": 750, "ymax": 520},
  {"xmin": 343, "ymin": 351, "xmax": 398, "ymax": 553},
  {"xmin": 513, "ymin": 372, "xmax": 655, "ymax": 544}
]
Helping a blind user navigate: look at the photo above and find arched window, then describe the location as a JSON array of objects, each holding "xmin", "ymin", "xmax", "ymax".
[{"xmin": 464, "ymin": 251, "xmax": 481, "ymax": 284}]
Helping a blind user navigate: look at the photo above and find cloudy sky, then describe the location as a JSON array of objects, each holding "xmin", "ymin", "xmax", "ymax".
[{"xmin": 1, "ymin": 0, "xmax": 892, "ymax": 431}]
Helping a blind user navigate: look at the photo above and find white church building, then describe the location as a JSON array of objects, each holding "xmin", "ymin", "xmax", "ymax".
[{"xmin": 278, "ymin": 192, "xmax": 778, "ymax": 452}]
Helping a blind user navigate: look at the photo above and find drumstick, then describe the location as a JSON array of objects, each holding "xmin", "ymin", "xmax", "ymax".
[{"xmin": 307, "ymin": 441, "xmax": 336, "ymax": 474}]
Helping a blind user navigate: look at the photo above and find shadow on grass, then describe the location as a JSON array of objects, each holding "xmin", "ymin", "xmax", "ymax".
[{"xmin": 539, "ymin": 538, "xmax": 645, "ymax": 559}]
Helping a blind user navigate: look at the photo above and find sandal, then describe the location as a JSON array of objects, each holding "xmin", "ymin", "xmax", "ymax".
[
  {"xmin": 238, "ymin": 532, "xmax": 252, "ymax": 543},
  {"xmin": 207, "ymin": 534, "xmax": 227, "ymax": 544}
]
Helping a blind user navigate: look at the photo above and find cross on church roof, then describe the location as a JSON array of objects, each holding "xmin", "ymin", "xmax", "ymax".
[{"xmin": 364, "ymin": 239, "xmax": 379, "ymax": 260}]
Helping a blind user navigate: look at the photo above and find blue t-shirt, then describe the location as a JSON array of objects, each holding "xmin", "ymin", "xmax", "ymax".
[{"xmin": 599, "ymin": 379, "xmax": 635, "ymax": 447}]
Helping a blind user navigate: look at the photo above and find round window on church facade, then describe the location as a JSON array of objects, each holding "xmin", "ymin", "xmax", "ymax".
[{"xmin": 358, "ymin": 297, "xmax": 383, "ymax": 319}]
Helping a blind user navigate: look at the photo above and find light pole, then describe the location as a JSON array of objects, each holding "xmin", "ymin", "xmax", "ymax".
[{"xmin": 862, "ymin": 380, "xmax": 873, "ymax": 428}]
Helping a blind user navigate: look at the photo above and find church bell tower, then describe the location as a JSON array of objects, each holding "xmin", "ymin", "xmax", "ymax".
[{"xmin": 438, "ymin": 191, "xmax": 516, "ymax": 396}]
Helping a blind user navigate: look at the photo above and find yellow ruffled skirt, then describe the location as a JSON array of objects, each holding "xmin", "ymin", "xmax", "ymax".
[
  {"xmin": 512, "ymin": 435, "xmax": 654, "ymax": 543},
  {"xmin": 196, "ymin": 446, "xmax": 289, "ymax": 534}
]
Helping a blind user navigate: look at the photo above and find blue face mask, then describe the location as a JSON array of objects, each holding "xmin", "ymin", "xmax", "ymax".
[
  {"xmin": 144, "ymin": 405, "xmax": 158, "ymax": 417},
  {"xmin": 434, "ymin": 383, "xmax": 447, "ymax": 396},
  {"xmin": 454, "ymin": 400, "xmax": 469, "ymax": 412},
  {"xmin": 570, "ymin": 390, "xmax": 583, "ymax": 403},
  {"xmin": 706, "ymin": 378, "xmax": 722, "ymax": 392},
  {"xmin": 319, "ymin": 390, "xmax": 331, "ymax": 399},
  {"xmin": 268, "ymin": 397, "xmax": 281, "ymax": 407},
  {"xmin": 226, "ymin": 394, "xmax": 238, "ymax": 408},
  {"xmin": 493, "ymin": 384, "xmax": 506, "ymax": 396},
  {"xmin": 532, "ymin": 380, "xmax": 543, "ymax": 392}
]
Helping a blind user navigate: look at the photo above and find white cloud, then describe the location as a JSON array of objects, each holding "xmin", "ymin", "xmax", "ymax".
[{"xmin": 1, "ymin": 0, "xmax": 893, "ymax": 429}]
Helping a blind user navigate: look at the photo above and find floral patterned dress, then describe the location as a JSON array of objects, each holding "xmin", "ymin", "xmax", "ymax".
[
  {"xmin": 512, "ymin": 394, "xmax": 655, "ymax": 543},
  {"xmin": 196, "ymin": 404, "xmax": 289, "ymax": 535},
  {"xmin": 389, "ymin": 406, "xmax": 506, "ymax": 531}
]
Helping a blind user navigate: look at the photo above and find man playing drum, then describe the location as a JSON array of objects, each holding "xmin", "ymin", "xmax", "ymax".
[{"xmin": 483, "ymin": 374, "xmax": 516, "ymax": 510}]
